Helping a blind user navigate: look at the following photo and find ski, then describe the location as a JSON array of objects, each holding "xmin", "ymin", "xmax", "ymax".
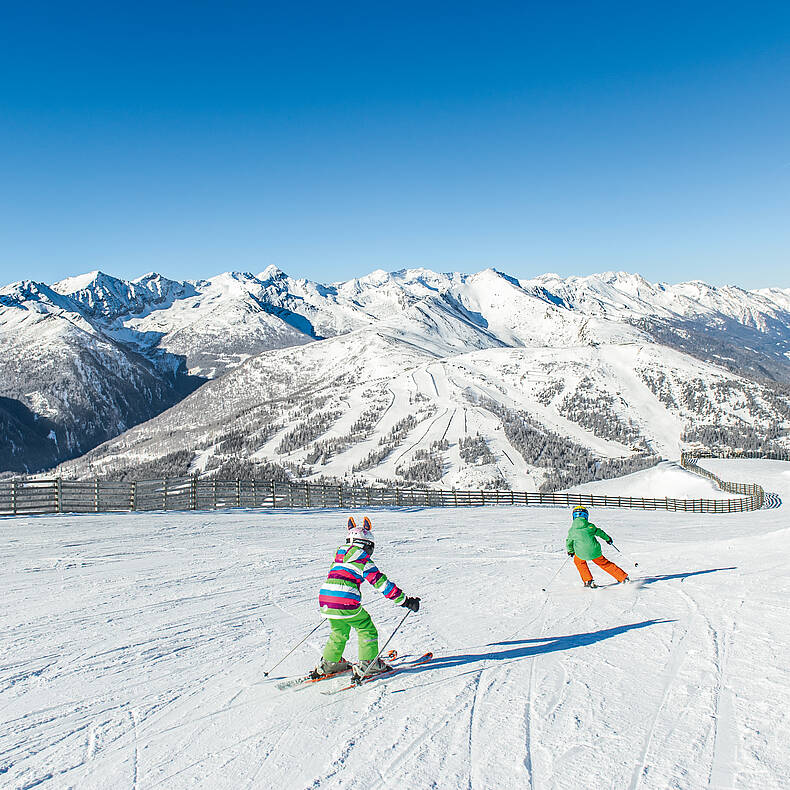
[
  {"xmin": 275, "ymin": 667, "xmax": 351, "ymax": 691},
  {"xmin": 275, "ymin": 650, "xmax": 398, "ymax": 691},
  {"xmin": 321, "ymin": 652, "xmax": 433, "ymax": 695}
]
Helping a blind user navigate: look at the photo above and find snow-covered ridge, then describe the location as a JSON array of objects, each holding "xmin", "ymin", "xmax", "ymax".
[
  {"xmin": 4, "ymin": 265, "xmax": 790, "ymax": 478},
  {"xmin": 15, "ymin": 266, "xmax": 790, "ymax": 368},
  {"xmin": 32, "ymin": 264, "xmax": 790, "ymax": 391},
  {"xmin": 28, "ymin": 265, "xmax": 790, "ymax": 349},
  {"xmin": 523, "ymin": 270, "xmax": 790, "ymax": 326}
]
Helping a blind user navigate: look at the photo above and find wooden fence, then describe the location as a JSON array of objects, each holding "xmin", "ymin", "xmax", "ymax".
[
  {"xmin": 679, "ymin": 452, "xmax": 765, "ymax": 511},
  {"xmin": 0, "ymin": 453, "xmax": 776, "ymax": 516}
]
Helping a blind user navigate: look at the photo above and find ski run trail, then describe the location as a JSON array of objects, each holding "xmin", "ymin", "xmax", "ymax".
[{"xmin": 2, "ymin": 459, "xmax": 789, "ymax": 790}]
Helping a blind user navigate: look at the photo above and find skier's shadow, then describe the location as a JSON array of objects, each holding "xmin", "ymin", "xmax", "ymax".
[
  {"xmin": 409, "ymin": 619, "xmax": 674, "ymax": 673},
  {"xmin": 635, "ymin": 567, "xmax": 736, "ymax": 586}
]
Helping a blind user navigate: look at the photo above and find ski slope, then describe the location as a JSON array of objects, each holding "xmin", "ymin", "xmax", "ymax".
[
  {"xmin": 2, "ymin": 460, "xmax": 789, "ymax": 789},
  {"xmin": 567, "ymin": 459, "xmax": 737, "ymax": 499}
]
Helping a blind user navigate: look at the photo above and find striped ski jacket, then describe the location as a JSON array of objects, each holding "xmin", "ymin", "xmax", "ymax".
[{"xmin": 319, "ymin": 543, "xmax": 406, "ymax": 619}]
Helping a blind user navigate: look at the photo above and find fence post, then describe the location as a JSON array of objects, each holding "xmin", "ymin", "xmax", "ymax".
[
  {"xmin": 338, "ymin": 484, "xmax": 343, "ymax": 508},
  {"xmin": 162, "ymin": 478, "xmax": 167, "ymax": 510},
  {"xmin": 131, "ymin": 481, "xmax": 137, "ymax": 511},
  {"xmin": 252, "ymin": 479, "xmax": 257, "ymax": 507},
  {"xmin": 270, "ymin": 480, "xmax": 276, "ymax": 508},
  {"xmin": 306, "ymin": 483, "xmax": 311, "ymax": 508},
  {"xmin": 213, "ymin": 479, "xmax": 217, "ymax": 509},
  {"xmin": 56, "ymin": 477, "xmax": 62, "ymax": 514},
  {"xmin": 191, "ymin": 476, "xmax": 198, "ymax": 510},
  {"xmin": 395, "ymin": 487, "xmax": 401, "ymax": 507},
  {"xmin": 94, "ymin": 479, "xmax": 99, "ymax": 513},
  {"xmin": 236, "ymin": 479, "xmax": 241, "ymax": 508},
  {"xmin": 11, "ymin": 480, "xmax": 17, "ymax": 515}
]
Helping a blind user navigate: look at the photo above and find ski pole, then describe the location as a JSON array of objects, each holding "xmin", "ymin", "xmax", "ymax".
[
  {"xmin": 263, "ymin": 619, "xmax": 326, "ymax": 677},
  {"xmin": 353, "ymin": 610, "xmax": 411, "ymax": 686},
  {"xmin": 542, "ymin": 555, "xmax": 570, "ymax": 593},
  {"xmin": 610, "ymin": 542, "xmax": 638, "ymax": 567}
]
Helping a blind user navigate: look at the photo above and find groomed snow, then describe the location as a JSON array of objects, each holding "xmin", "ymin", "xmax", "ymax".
[
  {"xmin": 2, "ymin": 460, "xmax": 788, "ymax": 789},
  {"xmin": 567, "ymin": 460, "xmax": 735, "ymax": 499}
]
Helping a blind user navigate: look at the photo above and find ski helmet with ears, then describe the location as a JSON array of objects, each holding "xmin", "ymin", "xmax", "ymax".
[
  {"xmin": 572, "ymin": 506, "xmax": 589, "ymax": 520},
  {"xmin": 346, "ymin": 516, "xmax": 374, "ymax": 552}
]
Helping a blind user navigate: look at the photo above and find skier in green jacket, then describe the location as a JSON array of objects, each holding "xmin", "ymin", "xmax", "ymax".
[{"xmin": 566, "ymin": 506, "xmax": 629, "ymax": 588}]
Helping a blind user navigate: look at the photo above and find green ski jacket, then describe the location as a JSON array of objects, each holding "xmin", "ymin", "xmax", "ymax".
[{"xmin": 566, "ymin": 517, "xmax": 612, "ymax": 561}]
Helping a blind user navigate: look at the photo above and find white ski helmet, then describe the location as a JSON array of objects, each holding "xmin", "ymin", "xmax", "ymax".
[{"xmin": 347, "ymin": 516, "xmax": 374, "ymax": 550}]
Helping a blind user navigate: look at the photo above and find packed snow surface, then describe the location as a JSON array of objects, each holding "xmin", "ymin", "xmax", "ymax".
[
  {"xmin": 2, "ymin": 460, "xmax": 789, "ymax": 789},
  {"xmin": 567, "ymin": 460, "xmax": 735, "ymax": 499}
]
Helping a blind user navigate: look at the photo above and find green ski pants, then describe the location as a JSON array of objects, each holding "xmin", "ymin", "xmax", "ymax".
[{"xmin": 322, "ymin": 608, "xmax": 379, "ymax": 662}]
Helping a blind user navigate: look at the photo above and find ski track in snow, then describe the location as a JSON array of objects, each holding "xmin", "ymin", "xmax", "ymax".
[
  {"xmin": 2, "ymin": 459, "xmax": 790, "ymax": 789},
  {"xmin": 628, "ymin": 602, "xmax": 691, "ymax": 790}
]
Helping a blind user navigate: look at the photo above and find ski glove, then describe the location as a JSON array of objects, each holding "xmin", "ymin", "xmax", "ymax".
[
  {"xmin": 567, "ymin": 551, "xmax": 574, "ymax": 556},
  {"xmin": 401, "ymin": 596, "xmax": 420, "ymax": 612},
  {"xmin": 606, "ymin": 539, "xmax": 613, "ymax": 544}
]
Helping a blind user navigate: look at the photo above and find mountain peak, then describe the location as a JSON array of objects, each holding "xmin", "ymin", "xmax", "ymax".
[
  {"xmin": 471, "ymin": 267, "xmax": 522, "ymax": 289},
  {"xmin": 0, "ymin": 279, "xmax": 78, "ymax": 311},
  {"xmin": 134, "ymin": 271, "xmax": 165, "ymax": 284},
  {"xmin": 259, "ymin": 265, "xmax": 288, "ymax": 282},
  {"xmin": 52, "ymin": 270, "xmax": 106, "ymax": 293},
  {"xmin": 51, "ymin": 270, "xmax": 181, "ymax": 319}
]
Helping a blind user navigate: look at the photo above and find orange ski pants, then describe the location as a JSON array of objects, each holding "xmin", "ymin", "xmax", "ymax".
[{"xmin": 573, "ymin": 554, "xmax": 628, "ymax": 583}]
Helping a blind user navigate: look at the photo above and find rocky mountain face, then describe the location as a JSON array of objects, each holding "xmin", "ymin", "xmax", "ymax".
[
  {"xmin": 0, "ymin": 280, "xmax": 202, "ymax": 473},
  {"xmin": 3, "ymin": 266, "xmax": 790, "ymax": 482}
]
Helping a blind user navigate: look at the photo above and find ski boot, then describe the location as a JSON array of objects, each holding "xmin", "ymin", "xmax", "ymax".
[
  {"xmin": 352, "ymin": 656, "xmax": 394, "ymax": 681},
  {"xmin": 310, "ymin": 657, "xmax": 351, "ymax": 680},
  {"xmin": 583, "ymin": 580, "xmax": 597, "ymax": 589},
  {"xmin": 620, "ymin": 576, "xmax": 631, "ymax": 584}
]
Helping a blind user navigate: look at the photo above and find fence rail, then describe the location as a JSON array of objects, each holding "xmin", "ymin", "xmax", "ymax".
[
  {"xmin": 678, "ymin": 450, "xmax": 776, "ymax": 510},
  {"xmin": 0, "ymin": 453, "xmax": 780, "ymax": 517}
]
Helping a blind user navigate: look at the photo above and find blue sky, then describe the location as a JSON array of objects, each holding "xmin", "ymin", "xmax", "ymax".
[{"xmin": 1, "ymin": 1, "xmax": 789, "ymax": 288}]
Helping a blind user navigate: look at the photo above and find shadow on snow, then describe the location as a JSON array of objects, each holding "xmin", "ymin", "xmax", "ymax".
[
  {"xmin": 635, "ymin": 566, "xmax": 737, "ymax": 586},
  {"xmin": 420, "ymin": 619, "xmax": 674, "ymax": 671}
]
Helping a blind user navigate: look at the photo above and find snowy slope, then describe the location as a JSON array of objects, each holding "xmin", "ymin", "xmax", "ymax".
[
  {"xmin": 567, "ymin": 460, "xmax": 734, "ymax": 499},
  {"xmin": 0, "ymin": 281, "xmax": 195, "ymax": 473},
  {"xmin": 2, "ymin": 458, "xmax": 788, "ymax": 789},
  {"xmin": 6, "ymin": 265, "xmax": 790, "ymax": 476},
  {"xmin": 53, "ymin": 270, "xmax": 317, "ymax": 377},
  {"xmin": 524, "ymin": 272, "xmax": 790, "ymax": 381},
  {"xmin": 62, "ymin": 321, "xmax": 790, "ymax": 490},
  {"xmin": 44, "ymin": 266, "xmax": 790, "ymax": 379},
  {"xmin": 525, "ymin": 270, "xmax": 790, "ymax": 327}
]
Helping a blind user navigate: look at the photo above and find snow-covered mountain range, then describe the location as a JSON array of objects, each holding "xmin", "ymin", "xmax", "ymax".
[{"xmin": 3, "ymin": 267, "xmax": 790, "ymax": 483}]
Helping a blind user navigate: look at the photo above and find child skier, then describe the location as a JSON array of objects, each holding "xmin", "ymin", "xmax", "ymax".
[
  {"xmin": 566, "ymin": 506, "xmax": 629, "ymax": 588},
  {"xmin": 314, "ymin": 516, "xmax": 420, "ymax": 678}
]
